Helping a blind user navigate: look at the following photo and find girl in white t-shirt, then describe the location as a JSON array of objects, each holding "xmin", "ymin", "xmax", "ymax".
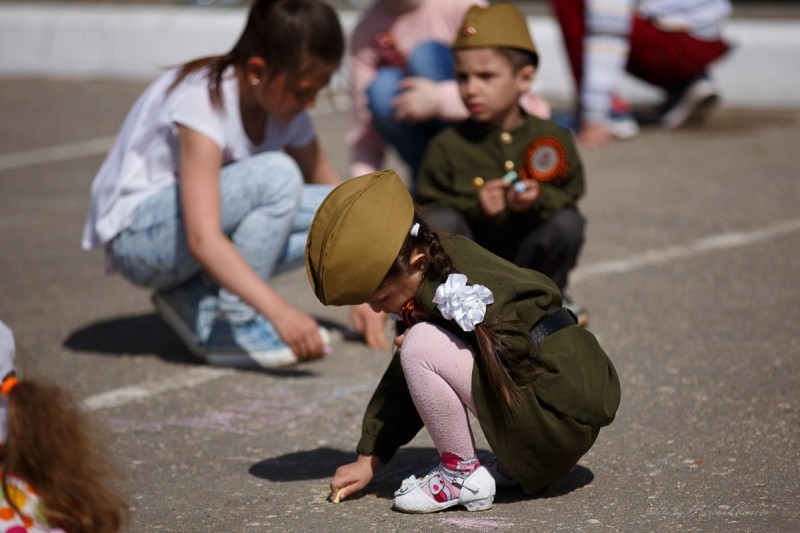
[{"xmin": 83, "ymin": 0, "xmax": 388, "ymax": 367}]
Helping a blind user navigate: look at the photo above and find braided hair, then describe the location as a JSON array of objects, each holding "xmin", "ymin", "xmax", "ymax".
[{"xmin": 384, "ymin": 212, "xmax": 546, "ymax": 411}]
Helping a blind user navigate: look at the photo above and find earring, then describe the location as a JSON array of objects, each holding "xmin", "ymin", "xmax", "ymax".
[{"xmin": 250, "ymin": 78, "xmax": 261, "ymax": 86}]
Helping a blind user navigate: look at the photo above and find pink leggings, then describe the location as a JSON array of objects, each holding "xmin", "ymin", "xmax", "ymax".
[{"xmin": 400, "ymin": 322, "xmax": 478, "ymax": 460}]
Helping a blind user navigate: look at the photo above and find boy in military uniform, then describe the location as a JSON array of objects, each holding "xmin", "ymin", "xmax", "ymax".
[{"xmin": 415, "ymin": 3, "xmax": 589, "ymax": 324}]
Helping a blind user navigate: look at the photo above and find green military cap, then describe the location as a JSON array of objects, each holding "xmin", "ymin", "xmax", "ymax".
[
  {"xmin": 305, "ymin": 169, "xmax": 414, "ymax": 306},
  {"xmin": 452, "ymin": 2, "xmax": 538, "ymax": 64}
]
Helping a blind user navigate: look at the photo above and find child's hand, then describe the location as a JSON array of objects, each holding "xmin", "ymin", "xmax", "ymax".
[
  {"xmin": 350, "ymin": 304, "xmax": 389, "ymax": 350},
  {"xmin": 477, "ymin": 179, "xmax": 509, "ymax": 217},
  {"xmin": 271, "ymin": 306, "xmax": 326, "ymax": 360},
  {"xmin": 330, "ymin": 455, "xmax": 380, "ymax": 503},
  {"xmin": 392, "ymin": 77, "xmax": 440, "ymax": 123},
  {"xmin": 506, "ymin": 180, "xmax": 540, "ymax": 212},
  {"xmin": 578, "ymin": 121, "xmax": 614, "ymax": 148},
  {"xmin": 393, "ymin": 332, "xmax": 406, "ymax": 349}
]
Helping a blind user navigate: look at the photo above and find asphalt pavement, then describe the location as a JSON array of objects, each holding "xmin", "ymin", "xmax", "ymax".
[{"xmin": 1, "ymin": 3, "xmax": 799, "ymax": 532}]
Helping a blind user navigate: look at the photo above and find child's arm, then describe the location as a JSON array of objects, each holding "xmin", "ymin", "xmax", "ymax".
[
  {"xmin": 177, "ymin": 125, "xmax": 326, "ymax": 359},
  {"xmin": 476, "ymin": 178, "xmax": 511, "ymax": 218},
  {"xmin": 416, "ymin": 137, "xmax": 482, "ymax": 221},
  {"xmin": 283, "ymin": 140, "xmax": 388, "ymax": 349},
  {"xmin": 285, "ymin": 138, "xmax": 340, "ymax": 185},
  {"xmin": 329, "ymin": 454, "xmax": 381, "ymax": 503},
  {"xmin": 579, "ymin": 0, "xmax": 635, "ymax": 145}
]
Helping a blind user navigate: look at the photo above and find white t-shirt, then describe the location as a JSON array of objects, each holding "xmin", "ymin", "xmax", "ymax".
[{"xmin": 82, "ymin": 66, "xmax": 315, "ymax": 250}]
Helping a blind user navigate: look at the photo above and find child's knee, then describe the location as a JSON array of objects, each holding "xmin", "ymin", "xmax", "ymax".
[
  {"xmin": 260, "ymin": 151, "xmax": 303, "ymax": 181},
  {"xmin": 550, "ymin": 208, "xmax": 586, "ymax": 246},
  {"xmin": 238, "ymin": 152, "xmax": 304, "ymax": 198},
  {"xmin": 407, "ymin": 40, "xmax": 453, "ymax": 80},
  {"xmin": 367, "ymin": 67, "xmax": 404, "ymax": 118},
  {"xmin": 400, "ymin": 322, "xmax": 445, "ymax": 369},
  {"xmin": 400, "ymin": 322, "xmax": 463, "ymax": 372}
]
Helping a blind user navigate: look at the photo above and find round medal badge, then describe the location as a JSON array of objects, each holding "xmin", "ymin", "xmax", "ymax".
[{"xmin": 523, "ymin": 137, "xmax": 568, "ymax": 182}]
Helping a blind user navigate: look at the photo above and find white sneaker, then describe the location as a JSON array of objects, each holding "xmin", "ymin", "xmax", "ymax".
[
  {"xmin": 392, "ymin": 465, "xmax": 495, "ymax": 514},
  {"xmin": 607, "ymin": 114, "xmax": 640, "ymax": 140},
  {"xmin": 660, "ymin": 77, "xmax": 720, "ymax": 129},
  {"xmin": 608, "ymin": 96, "xmax": 640, "ymax": 140}
]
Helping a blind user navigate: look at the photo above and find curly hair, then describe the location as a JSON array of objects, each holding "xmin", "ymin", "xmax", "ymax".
[{"xmin": 1, "ymin": 379, "xmax": 127, "ymax": 532}]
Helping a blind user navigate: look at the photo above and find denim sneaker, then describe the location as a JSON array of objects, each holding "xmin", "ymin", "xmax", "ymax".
[
  {"xmin": 151, "ymin": 276, "xmax": 219, "ymax": 361},
  {"xmin": 153, "ymin": 279, "xmax": 331, "ymax": 368},
  {"xmin": 201, "ymin": 315, "xmax": 331, "ymax": 368}
]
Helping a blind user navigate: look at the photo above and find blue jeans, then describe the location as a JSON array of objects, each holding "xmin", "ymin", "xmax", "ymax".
[
  {"xmin": 110, "ymin": 151, "xmax": 333, "ymax": 322},
  {"xmin": 367, "ymin": 40, "xmax": 455, "ymax": 182}
]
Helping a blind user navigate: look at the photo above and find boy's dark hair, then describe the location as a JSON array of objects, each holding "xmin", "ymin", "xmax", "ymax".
[
  {"xmin": 498, "ymin": 47, "xmax": 539, "ymax": 71},
  {"xmin": 168, "ymin": 0, "xmax": 345, "ymax": 107}
]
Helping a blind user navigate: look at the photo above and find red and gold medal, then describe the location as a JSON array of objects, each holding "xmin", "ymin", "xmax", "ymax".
[{"xmin": 521, "ymin": 137, "xmax": 568, "ymax": 182}]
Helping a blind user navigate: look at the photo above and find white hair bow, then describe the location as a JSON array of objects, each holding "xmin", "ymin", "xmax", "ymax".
[{"xmin": 432, "ymin": 273, "xmax": 494, "ymax": 332}]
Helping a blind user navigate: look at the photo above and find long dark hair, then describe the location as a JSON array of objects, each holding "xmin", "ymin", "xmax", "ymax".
[
  {"xmin": 168, "ymin": 0, "xmax": 345, "ymax": 107},
  {"xmin": 385, "ymin": 213, "xmax": 546, "ymax": 411},
  {"xmin": 1, "ymin": 379, "xmax": 128, "ymax": 532}
]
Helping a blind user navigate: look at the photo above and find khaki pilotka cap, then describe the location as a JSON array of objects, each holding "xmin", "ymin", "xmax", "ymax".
[
  {"xmin": 305, "ymin": 170, "xmax": 414, "ymax": 306},
  {"xmin": 452, "ymin": 2, "xmax": 539, "ymax": 66}
]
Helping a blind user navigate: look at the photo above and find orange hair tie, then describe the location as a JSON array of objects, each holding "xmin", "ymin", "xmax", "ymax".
[{"xmin": 1, "ymin": 376, "xmax": 18, "ymax": 396}]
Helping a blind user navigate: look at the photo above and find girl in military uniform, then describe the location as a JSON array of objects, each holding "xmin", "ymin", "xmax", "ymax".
[{"xmin": 305, "ymin": 170, "xmax": 620, "ymax": 514}]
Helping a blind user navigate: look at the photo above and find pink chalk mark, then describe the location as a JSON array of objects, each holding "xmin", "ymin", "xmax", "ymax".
[
  {"xmin": 104, "ymin": 386, "xmax": 322, "ymax": 436},
  {"xmin": 440, "ymin": 517, "xmax": 513, "ymax": 530}
]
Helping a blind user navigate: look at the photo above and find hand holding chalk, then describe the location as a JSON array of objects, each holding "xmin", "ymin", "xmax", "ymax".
[
  {"xmin": 502, "ymin": 171, "xmax": 527, "ymax": 193},
  {"xmin": 501, "ymin": 171, "xmax": 518, "ymax": 184}
]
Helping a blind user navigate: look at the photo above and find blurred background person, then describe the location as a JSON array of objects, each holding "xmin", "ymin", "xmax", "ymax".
[
  {"xmin": 349, "ymin": 0, "xmax": 551, "ymax": 184},
  {"xmin": 550, "ymin": 0, "xmax": 732, "ymax": 147}
]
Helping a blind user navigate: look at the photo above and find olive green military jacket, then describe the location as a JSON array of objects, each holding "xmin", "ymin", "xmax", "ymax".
[
  {"xmin": 356, "ymin": 237, "xmax": 620, "ymax": 488},
  {"xmin": 415, "ymin": 114, "xmax": 585, "ymax": 234}
]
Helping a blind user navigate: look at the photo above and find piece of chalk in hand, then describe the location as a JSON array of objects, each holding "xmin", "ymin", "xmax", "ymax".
[
  {"xmin": 324, "ymin": 346, "xmax": 333, "ymax": 356},
  {"xmin": 332, "ymin": 488, "xmax": 345, "ymax": 504},
  {"xmin": 502, "ymin": 171, "xmax": 518, "ymax": 183}
]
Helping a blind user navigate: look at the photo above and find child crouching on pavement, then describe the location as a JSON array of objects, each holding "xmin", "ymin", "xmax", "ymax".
[{"xmin": 305, "ymin": 170, "xmax": 620, "ymax": 513}]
